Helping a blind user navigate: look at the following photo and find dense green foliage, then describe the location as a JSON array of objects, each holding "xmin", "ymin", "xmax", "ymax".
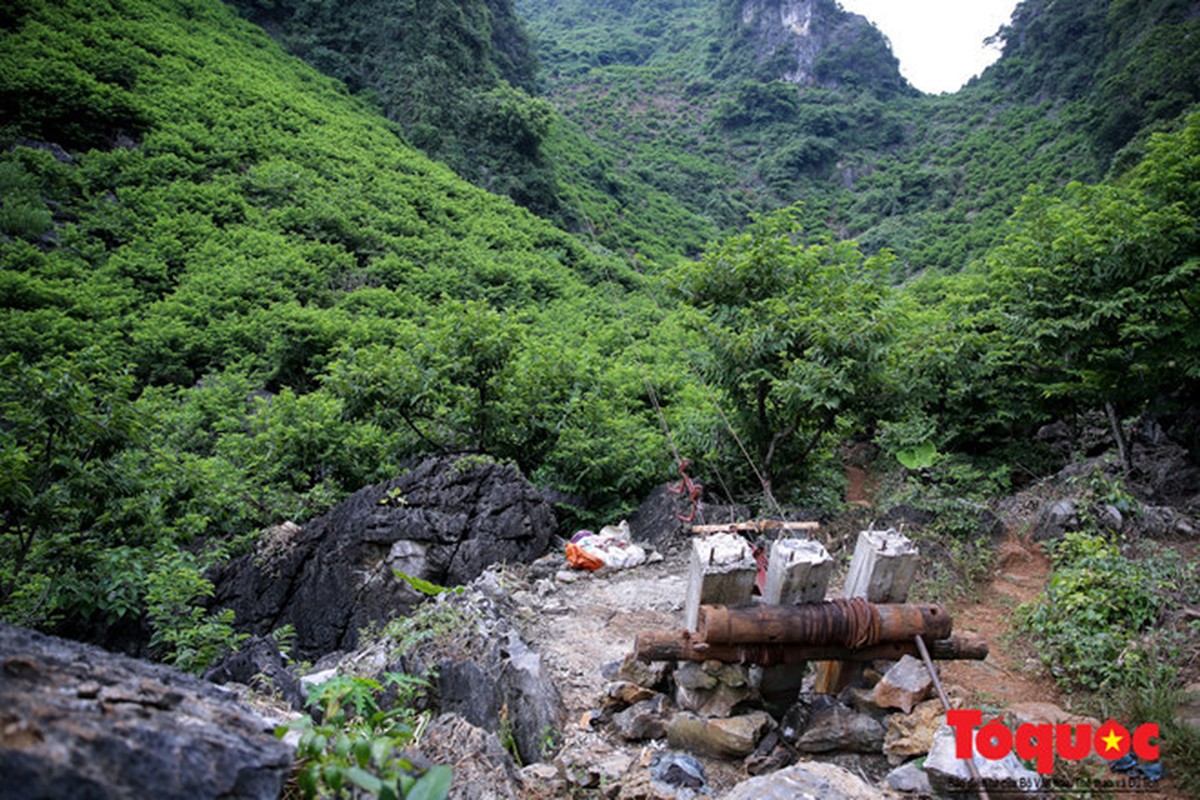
[
  {"xmin": 518, "ymin": 0, "xmax": 1200, "ymax": 272},
  {"xmin": 224, "ymin": 0, "xmax": 561, "ymax": 217},
  {"xmin": 281, "ymin": 673, "xmax": 451, "ymax": 799},
  {"xmin": 671, "ymin": 205, "xmax": 893, "ymax": 498},
  {"xmin": 1018, "ymin": 470, "xmax": 1199, "ymax": 692},
  {"xmin": 0, "ymin": 0, "xmax": 702, "ymax": 646},
  {"xmin": 2, "ymin": 0, "xmax": 1199, "ymax": 716}
]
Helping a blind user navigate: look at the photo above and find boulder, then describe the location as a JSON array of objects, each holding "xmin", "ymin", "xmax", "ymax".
[
  {"xmin": 0, "ymin": 623, "xmax": 291, "ymax": 800},
  {"xmin": 419, "ymin": 713, "xmax": 522, "ymax": 800},
  {"xmin": 612, "ymin": 695, "xmax": 670, "ymax": 741},
  {"xmin": 1033, "ymin": 498, "xmax": 1080, "ymax": 541},
  {"xmin": 674, "ymin": 660, "xmax": 759, "ymax": 718},
  {"xmin": 209, "ymin": 456, "xmax": 555, "ymax": 659},
  {"xmin": 883, "ymin": 698, "xmax": 946, "ymax": 762},
  {"xmin": 744, "ymin": 729, "xmax": 797, "ymax": 775},
  {"xmin": 378, "ymin": 574, "xmax": 566, "ymax": 768},
  {"xmin": 556, "ymin": 741, "xmax": 636, "ymax": 791},
  {"xmin": 615, "ymin": 653, "xmax": 673, "ymax": 692},
  {"xmin": 604, "ymin": 680, "xmax": 658, "ymax": 709},
  {"xmin": 872, "ymin": 654, "xmax": 933, "ymax": 714},
  {"xmin": 203, "ymin": 634, "xmax": 305, "ymax": 711},
  {"xmin": 924, "ymin": 721, "xmax": 1039, "ymax": 795},
  {"xmin": 793, "ymin": 701, "xmax": 886, "ymax": 754},
  {"xmin": 723, "ymin": 761, "xmax": 890, "ymax": 800},
  {"xmin": 666, "ymin": 710, "xmax": 774, "ymax": 759},
  {"xmin": 625, "ymin": 482, "xmax": 750, "ymax": 551},
  {"xmin": 884, "ymin": 760, "xmax": 933, "ymax": 794}
]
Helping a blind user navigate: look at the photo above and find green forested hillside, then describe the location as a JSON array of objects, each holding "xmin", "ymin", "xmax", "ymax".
[
  {"xmin": 0, "ymin": 0, "xmax": 709, "ymax": 648},
  {"xmin": 1, "ymin": 0, "xmax": 1198, "ymax": 691},
  {"xmin": 518, "ymin": 0, "xmax": 1200, "ymax": 272}
]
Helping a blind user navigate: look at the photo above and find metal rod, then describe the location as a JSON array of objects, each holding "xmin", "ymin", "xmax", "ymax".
[{"xmin": 915, "ymin": 634, "xmax": 990, "ymax": 800}]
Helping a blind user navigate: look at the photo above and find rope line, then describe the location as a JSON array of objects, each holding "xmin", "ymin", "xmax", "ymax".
[{"xmin": 579, "ymin": 212, "xmax": 788, "ymax": 524}]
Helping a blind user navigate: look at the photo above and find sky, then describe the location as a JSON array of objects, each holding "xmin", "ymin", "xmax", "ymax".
[{"xmin": 837, "ymin": 0, "xmax": 1021, "ymax": 94}]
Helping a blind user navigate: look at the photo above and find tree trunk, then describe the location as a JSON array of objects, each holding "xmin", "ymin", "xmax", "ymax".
[{"xmin": 1105, "ymin": 401, "xmax": 1132, "ymax": 474}]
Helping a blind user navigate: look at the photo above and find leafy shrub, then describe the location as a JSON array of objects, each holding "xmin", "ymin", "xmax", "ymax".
[
  {"xmin": 145, "ymin": 551, "xmax": 247, "ymax": 674},
  {"xmin": 279, "ymin": 673, "xmax": 450, "ymax": 800},
  {"xmin": 1018, "ymin": 530, "xmax": 1168, "ymax": 691}
]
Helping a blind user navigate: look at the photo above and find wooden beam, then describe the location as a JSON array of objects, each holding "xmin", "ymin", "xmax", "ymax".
[
  {"xmin": 635, "ymin": 630, "xmax": 988, "ymax": 666},
  {"xmin": 689, "ymin": 521, "xmax": 820, "ymax": 534}
]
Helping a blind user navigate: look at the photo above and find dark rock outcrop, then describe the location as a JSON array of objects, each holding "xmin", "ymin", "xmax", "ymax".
[
  {"xmin": 626, "ymin": 482, "xmax": 751, "ymax": 552},
  {"xmin": 333, "ymin": 571, "xmax": 565, "ymax": 768},
  {"xmin": 203, "ymin": 635, "xmax": 306, "ymax": 711},
  {"xmin": 0, "ymin": 622, "xmax": 291, "ymax": 800},
  {"xmin": 210, "ymin": 456, "xmax": 555, "ymax": 659}
]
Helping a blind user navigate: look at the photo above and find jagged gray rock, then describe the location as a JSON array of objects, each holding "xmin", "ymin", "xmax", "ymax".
[
  {"xmin": 612, "ymin": 695, "xmax": 670, "ymax": 741},
  {"xmin": 203, "ymin": 634, "xmax": 305, "ymax": 711},
  {"xmin": 354, "ymin": 573, "xmax": 566, "ymax": 768},
  {"xmin": 793, "ymin": 701, "xmax": 886, "ymax": 754},
  {"xmin": 723, "ymin": 760, "xmax": 890, "ymax": 800},
  {"xmin": 419, "ymin": 713, "xmax": 522, "ymax": 800},
  {"xmin": 924, "ymin": 722, "xmax": 1039, "ymax": 795},
  {"xmin": 1033, "ymin": 498, "xmax": 1080, "ymax": 541},
  {"xmin": 872, "ymin": 654, "xmax": 934, "ymax": 714},
  {"xmin": 885, "ymin": 760, "xmax": 933, "ymax": 794},
  {"xmin": 666, "ymin": 710, "xmax": 774, "ymax": 759},
  {"xmin": 209, "ymin": 456, "xmax": 555, "ymax": 659},
  {"xmin": 0, "ymin": 623, "xmax": 292, "ymax": 800}
]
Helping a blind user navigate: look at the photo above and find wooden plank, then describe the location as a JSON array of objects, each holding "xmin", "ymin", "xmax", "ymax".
[
  {"xmin": 689, "ymin": 521, "xmax": 820, "ymax": 534},
  {"xmin": 635, "ymin": 630, "xmax": 988, "ymax": 665}
]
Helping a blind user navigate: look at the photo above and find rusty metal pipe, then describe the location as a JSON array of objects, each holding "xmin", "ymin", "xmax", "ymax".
[{"xmin": 697, "ymin": 599, "xmax": 951, "ymax": 647}]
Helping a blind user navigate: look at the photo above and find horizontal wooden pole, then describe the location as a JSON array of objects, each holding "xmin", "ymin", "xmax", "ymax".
[
  {"xmin": 689, "ymin": 521, "xmax": 820, "ymax": 534},
  {"xmin": 697, "ymin": 601, "xmax": 951, "ymax": 646},
  {"xmin": 634, "ymin": 630, "xmax": 987, "ymax": 666}
]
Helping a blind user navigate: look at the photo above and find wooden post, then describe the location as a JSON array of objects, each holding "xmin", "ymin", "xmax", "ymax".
[{"xmin": 813, "ymin": 528, "xmax": 919, "ymax": 694}]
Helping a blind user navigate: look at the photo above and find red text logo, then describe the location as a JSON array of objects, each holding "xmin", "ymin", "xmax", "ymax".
[{"xmin": 947, "ymin": 709, "xmax": 1160, "ymax": 775}]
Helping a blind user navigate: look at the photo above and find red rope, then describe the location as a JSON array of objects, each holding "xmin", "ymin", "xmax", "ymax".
[{"xmin": 668, "ymin": 458, "xmax": 703, "ymax": 522}]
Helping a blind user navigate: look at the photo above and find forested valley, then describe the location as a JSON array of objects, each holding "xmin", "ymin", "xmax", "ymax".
[{"xmin": 2, "ymin": 0, "xmax": 1199, "ymax": 797}]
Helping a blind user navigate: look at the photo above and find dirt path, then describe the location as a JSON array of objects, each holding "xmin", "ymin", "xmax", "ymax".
[{"xmin": 940, "ymin": 534, "xmax": 1062, "ymax": 709}]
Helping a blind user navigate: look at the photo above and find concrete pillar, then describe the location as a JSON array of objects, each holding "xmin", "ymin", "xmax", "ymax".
[
  {"xmin": 756, "ymin": 538, "xmax": 833, "ymax": 709},
  {"xmin": 682, "ymin": 532, "xmax": 757, "ymax": 632},
  {"xmin": 843, "ymin": 528, "xmax": 920, "ymax": 603},
  {"xmin": 761, "ymin": 538, "xmax": 833, "ymax": 605},
  {"xmin": 814, "ymin": 528, "xmax": 920, "ymax": 694}
]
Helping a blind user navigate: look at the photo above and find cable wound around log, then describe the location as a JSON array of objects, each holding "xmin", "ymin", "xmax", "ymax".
[{"xmin": 696, "ymin": 599, "xmax": 949, "ymax": 647}]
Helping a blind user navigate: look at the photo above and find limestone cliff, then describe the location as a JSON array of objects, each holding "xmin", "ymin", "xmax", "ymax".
[{"xmin": 724, "ymin": 0, "xmax": 910, "ymax": 95}]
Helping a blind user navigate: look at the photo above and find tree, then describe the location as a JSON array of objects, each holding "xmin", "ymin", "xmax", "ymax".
[
  {"xmin": 671, "ymin": 205, "xmax": 893, "ymax": 500},
  {"xmin": 0, "ymin": 353, "xmax": 140, "ymax": 623},
  {"xmin": 986, "ymin": 114, "xmax": 1200, "ymax": 465}
]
